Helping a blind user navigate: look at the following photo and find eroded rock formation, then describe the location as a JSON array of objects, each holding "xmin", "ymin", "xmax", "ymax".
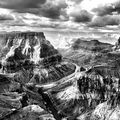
[
  {"xmin": 0, "ymin": 32, "xmax": 119, "ymax": 120},
  {"xmin": 0, "ymin": 32, "xmax": 77, "ymax": 120},
  {"xmin": 1, "ymin": 32, "xmax": 62, "ymax": 72}
]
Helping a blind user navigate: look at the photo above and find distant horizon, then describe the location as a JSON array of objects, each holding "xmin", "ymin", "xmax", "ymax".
[{"xmin": 0, "ymin": 30, "xmax": 118, "ymax": 49}]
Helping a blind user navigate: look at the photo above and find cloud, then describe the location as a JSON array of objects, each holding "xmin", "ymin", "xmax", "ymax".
[
  {"xmin": 92, "ymin": 1, "xmax": 120, "ymax": 16},
  {"xmin": 9, "ymin": 20, "xmax": 27, "ymax": 27},
  {"xmin": 66, "ymin": 0, "xmax": 83, "ymax": 4},
  {"xmin": 0, "ymin": 14, "xmax": 14, "ymax": 21},
  {"xmin": 0, "ymin": 0, "xmax": 68, "ymax": 20},
  {"xmin": 88, "ymin": 15, "xmax": 120, "ymax": 27},
  {"xmin": 39, "ymin": 0, "xmax": 67, "ymax": 19},
  {"xmin": 70, "ymin": 10, "xmax": 93, "ymax": 23},
  {"xmin": 29, "ymin": 21, "xmax": 60, "ymax": 29},
  {"xmin": 0, "ymin": 0, "xmax": 46, "ymax": 9},
  {"xmin": 0, "ymin": 13, "xmax": 28, "ymax": 27},
  {"xmin": 0, "ymin": 0, "xmax": 120, "ymax": 33}
]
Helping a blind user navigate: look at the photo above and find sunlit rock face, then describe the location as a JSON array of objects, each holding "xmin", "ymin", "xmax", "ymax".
[
  {"xmin": 1, "ymin": 32, "xmax": 62, "ymax": 73},
  {"xmin": 90, "ymin": 102, "xmax": 120, "ymax": 120}
]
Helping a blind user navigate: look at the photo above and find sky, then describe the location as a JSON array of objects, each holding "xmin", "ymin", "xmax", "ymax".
[{"xmin": 0, "ymin": 0, "xmax": 120, "ymax": 48}]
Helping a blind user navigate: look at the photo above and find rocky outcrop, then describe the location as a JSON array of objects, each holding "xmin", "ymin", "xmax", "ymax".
[
  {"xmin": 1, "ymin": 32, "xmax": 62, "ymax": 72},
  {"xmin": 0, "ymin": 92, "xmax": 23, "ymax": 119},
  {"xmin": 91, "ymin": 102, "xmax": 120, "ymax": 120},
  {"xmin": 0, "ymin": 73, "xmax": 20, "ymax": 93},
  {"xmin": 72, "ymin": 39, "xmax": 112, "ymax": 52}
]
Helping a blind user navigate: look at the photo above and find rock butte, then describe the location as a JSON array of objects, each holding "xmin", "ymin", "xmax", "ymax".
[{"xmin": 0, "ymin": 31, "xmax": 76, "ymax": 84}]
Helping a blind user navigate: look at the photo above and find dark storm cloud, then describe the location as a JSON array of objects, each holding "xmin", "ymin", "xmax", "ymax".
[
  {"xmin": 39, "ymin": 1, "xmax": 67, "ymax": 19},
  {"xmin": 0, "ymin": 0, "xmax": 46, "ymax": 9},
  {"xmin": 0, "ymin": 14, "xmax": 14, "ymax": 21},
  {"xmin": 92, "ymin": 1, "xmax": 120, "ymax": 16},
  {"xmin": 71, "ymin": 10, "xmax": 93, "ymax": 23},
  {"xmin": 21, "ymin": 7, "xmax": 61, "ymax": 19},
  {"xmin": 88, "ymin": 15, "xmax": 120, "ymax": 27},
  {"xmin": 0, "ymin": 0, "xmax": 68, "ymax": 20}
]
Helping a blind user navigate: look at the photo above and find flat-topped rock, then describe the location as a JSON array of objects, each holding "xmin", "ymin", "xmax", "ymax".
[{"xmin": 1, "ymin": 32, "xmax": 62, "ymax": 72}]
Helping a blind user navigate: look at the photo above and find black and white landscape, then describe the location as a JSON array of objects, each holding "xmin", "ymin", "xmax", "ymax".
[{"xmin": 0, "ymin": 0, "xmax": 120, "ymax": 120}]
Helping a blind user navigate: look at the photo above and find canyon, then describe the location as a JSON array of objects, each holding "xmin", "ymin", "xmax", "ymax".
[{"xmin": 0, "ymin": 32, "xmax": 120, "ymax": 120}]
